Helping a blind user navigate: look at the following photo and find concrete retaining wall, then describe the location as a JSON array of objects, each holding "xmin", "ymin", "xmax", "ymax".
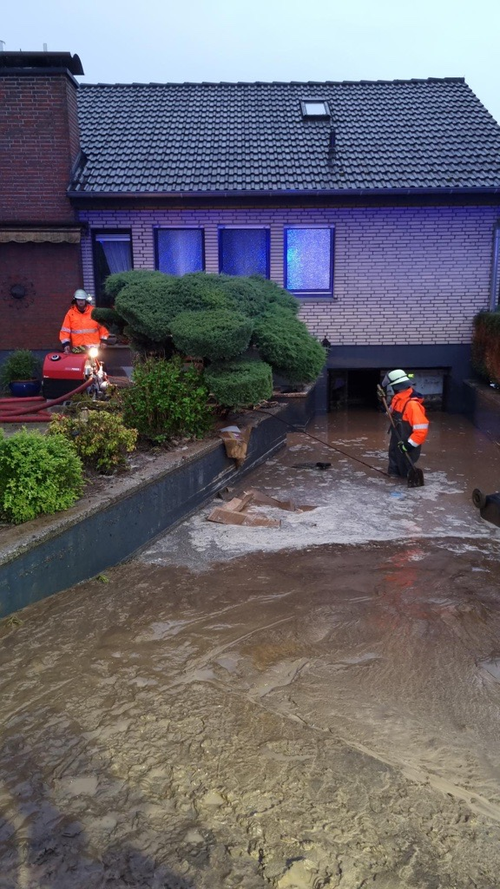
[{"xmin": 463, "ymin": 379, "xmax": 500, "ymax": 440}]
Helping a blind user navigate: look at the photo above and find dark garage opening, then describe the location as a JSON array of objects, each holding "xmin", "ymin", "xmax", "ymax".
[
  {"xmin": 328, "ymin": 367, "xmax": 448, "ymax": 412},
  {"xmin": 328, "ymin": 369, "xmax": 382, "ymax": 411}
]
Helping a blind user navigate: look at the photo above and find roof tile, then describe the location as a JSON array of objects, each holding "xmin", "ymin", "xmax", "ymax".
[{"xmin": 71, "ymin": 78, "xmax": 500, "ymax": 194}]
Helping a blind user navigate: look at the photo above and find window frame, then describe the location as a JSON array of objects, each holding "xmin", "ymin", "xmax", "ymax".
[
  {"xmin": 154, "ymin": 226, "xmax": 205, "ymax": 275},
  {"xmin": 218, "ymin": 226, "xmax": 270, "ymax": 278},
  {"xmin": 283, "ymin": 226, "xmax": 335, "ymax": 298},
  {"xmin": 300, "ymin": 99, "xmax": 331, "ymax": 119},
  {"xmin": 92, "ymin": 229, "xmax": 133, "ymax": 307}
]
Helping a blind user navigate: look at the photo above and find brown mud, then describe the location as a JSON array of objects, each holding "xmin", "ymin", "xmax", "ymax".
[{"xmin": 2, "ymin": 410, "xmax": 500, "ymax": 887}]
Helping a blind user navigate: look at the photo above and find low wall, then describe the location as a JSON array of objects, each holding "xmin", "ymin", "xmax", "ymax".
[
  {"xmin": 463, "ymin": 379, "xmax": 500, "ymax": 441},
  {"xmin": 0, "ymin": 410, "xmax": 289, "ymax": 618}
]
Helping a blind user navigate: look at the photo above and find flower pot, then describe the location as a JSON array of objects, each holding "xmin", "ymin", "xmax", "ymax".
[{"xmin": 9, "ymin": 379, "xmax": 42, "ymax": 398}]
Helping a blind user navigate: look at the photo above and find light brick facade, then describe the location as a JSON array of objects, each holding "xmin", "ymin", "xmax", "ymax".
[{"xmin": 79, "ymin": 204, "xmax": 499, "ymax": 348}]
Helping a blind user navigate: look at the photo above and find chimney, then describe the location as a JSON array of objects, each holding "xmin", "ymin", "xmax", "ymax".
[{"xmin": 0, "ymin": 51, "xmax": 84, "ymax": 225}]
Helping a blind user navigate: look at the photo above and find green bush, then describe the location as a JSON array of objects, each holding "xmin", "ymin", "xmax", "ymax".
[
  {"xmin": 113, "ymin": 272, "xmax": 180, "ymax": 344},
  {"xmin": 0, "ymin": 429, "xmax": 84, "ymax": 524},
  {"xmin": 104, "ymin": 269, "xmax": 168, "ymax": 303},
  {"xmin": 91, "ymin": 306, "xmax": 127, "ymax": 338},
  {"xmin": 205, "ymin": 357, "xmax": 273, "ymax": 408},
  {"xmin": 48, "ymin": 410, "xmax": 138, "ymax": 474},
  {"xmin": 121, "ymin": 355, "xmax": 214, "ymax": 444},
  {"xmin": 104, "ymin": 271, "xmax": 323, "ymax": 407},
  {"xmin": 253, "ymin": 306, "xmax": 326, "ymax": 383},
  {"xmin": 170, "ymin": 309, "xmax": 254, "ymax": 361},
  {"xmin": 215, "ymin": 275, "xmax": 298, "ymax": 318},
  {"xmin": 0, "ymin": 349, "xmax": 42, "ymax": 391}
]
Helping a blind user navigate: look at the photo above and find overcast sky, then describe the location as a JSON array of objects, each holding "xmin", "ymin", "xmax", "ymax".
[{"xmin": 2, "ymin": 0, "xmax": 500, "ymax": 123}]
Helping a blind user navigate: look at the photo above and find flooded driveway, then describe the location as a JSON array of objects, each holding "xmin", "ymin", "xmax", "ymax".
[{"xmin": 2, "ymin": 410, "xmax": 500, "ymax": 888}]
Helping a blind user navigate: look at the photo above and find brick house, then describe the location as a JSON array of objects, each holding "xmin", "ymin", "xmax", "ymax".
[{"xmin": 2, "ymin": 50, "xmax": 500, "ymax": 410}]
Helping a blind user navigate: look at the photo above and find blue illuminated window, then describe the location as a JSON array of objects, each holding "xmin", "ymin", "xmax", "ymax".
[
  {"xmin": 219, "ymin": 228, "xmax": 269, "ymax": 277},
  {"xmin": 156, "ymin": 229, "xmax": 204, "ymax": 275},
  {"xmin": 285, "ymin": 228, "xmax": 334, "ymax": 295}
]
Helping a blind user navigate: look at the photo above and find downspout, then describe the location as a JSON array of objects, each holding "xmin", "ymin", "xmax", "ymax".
[{"xmin": 490, "ymin": 224, "xmax": 500, "ymax": 310}]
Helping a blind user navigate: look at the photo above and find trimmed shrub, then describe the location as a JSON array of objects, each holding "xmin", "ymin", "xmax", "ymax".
[
  {"xmin": 91, "ymin": 306, "xmax": 127, "ymax": 338},
  {"xmin": 104, "ymin": 269, "xmax": 167, "ymax": 303},
  {"xmin": 113, "ymin": 272, "xmax": 180, "ymax": 343},
  {"xmin": 48, "ymin": 411, "xmax": 138, "ymax": 474},
  {"xmin": 170, "ymin": 309, "xmax": 254, "ymax": 361},
  {"xmin": 215, "ymin": 275, "xmax": 298, "ymax": 318},
  {"xmin": 121, "ymin": 355, "xmax": 214, "ymax": 444},
  {"xmin": 472, "ymin": 310, "xmax": 500, "ymax": 385},
  {"xmin": 171, "ymin": 272, "xmax": 232, "ymax": 312},
  {"xmin": 205, "ymin": 357, "xmax": 273, "ymax": 408},
  {"xmin": 253, "ymin": 306, "xmax": 326, "ymax": 383},
  {"xmin": 0, "ymin": 429, "xmax": 84, "ymax": 524}
]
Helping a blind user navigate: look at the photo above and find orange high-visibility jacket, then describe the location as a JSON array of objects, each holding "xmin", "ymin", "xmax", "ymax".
[
  {"xmin": 59, "ymin": 305, "xmax": 110, "ymax": 349},
  {"xmin": 389, "ymin": 388, "xmax": 429, "ymax": 447}
]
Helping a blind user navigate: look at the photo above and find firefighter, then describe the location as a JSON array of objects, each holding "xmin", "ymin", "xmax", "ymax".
[
  {"xmin": 381, "ymin": 369, "xmax": 429, "ymax": 478},
  {"xmin": 59, "ymin": 289, "xmax": 110, "ymax": 353}
]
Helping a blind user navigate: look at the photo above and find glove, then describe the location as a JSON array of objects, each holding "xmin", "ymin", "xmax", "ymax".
[
  {"xmin": 397, "ymin": 441, "xmax": 408, "ymax": 453},
  {"xmin": 63, "ymin": 345, "xmax": 71, "ymax": 354}
]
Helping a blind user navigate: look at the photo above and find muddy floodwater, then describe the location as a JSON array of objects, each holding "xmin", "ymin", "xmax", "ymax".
[{"xmin": 3, "ymin": 411, "xmax": 500, "ymax": 888}]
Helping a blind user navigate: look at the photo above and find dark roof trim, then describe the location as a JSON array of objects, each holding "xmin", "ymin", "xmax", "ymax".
[
  {"xmin": 0, "ymin": 51, "xmax": 83, "ymax": 74},
  {"xmin": 67, "ymin": 186, "xmax": 500, "ymax": 200}
]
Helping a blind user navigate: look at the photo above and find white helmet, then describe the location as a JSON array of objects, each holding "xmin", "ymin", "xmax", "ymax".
[
  {"xmin": 381, "ymin": 369, "xmax": 412, "ymax": 389},
  {"xmin": 74, "ymin": 289, "xmax": 92, "ymax": 303}
]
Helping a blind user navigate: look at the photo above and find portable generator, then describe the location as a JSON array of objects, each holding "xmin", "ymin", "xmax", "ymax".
[{"xmin": 42, "ymin": 352, "xmax": 94, "ymax": 399}]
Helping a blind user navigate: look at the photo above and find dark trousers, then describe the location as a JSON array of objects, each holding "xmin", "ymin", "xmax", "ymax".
[{"xmin": 388, "ymin": 433, "xmax": 421, "ymax": 477}]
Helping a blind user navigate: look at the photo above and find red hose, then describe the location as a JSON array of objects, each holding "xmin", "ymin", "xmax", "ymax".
[
  {"xmin": 0, "ymin": 396, "xmax": 45, "ymax": 405},
  {"xmin": 0, "ymin": 378, "xmax": 92, "ymax": 423}
]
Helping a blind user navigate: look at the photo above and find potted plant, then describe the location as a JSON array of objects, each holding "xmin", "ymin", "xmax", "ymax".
[{"xmin": 0, "ymin": 349, "xmax": 43, "ymax": 397}]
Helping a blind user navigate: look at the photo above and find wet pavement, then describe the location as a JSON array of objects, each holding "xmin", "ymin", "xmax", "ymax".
[{"xmin": 2, "ymin": 410, "xmax": 500, "ymax": 888}]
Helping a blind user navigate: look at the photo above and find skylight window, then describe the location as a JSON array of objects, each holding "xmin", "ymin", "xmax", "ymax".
[{"xmin": 301, "ymin": 100, "xmax": 330, "ymax": 119}]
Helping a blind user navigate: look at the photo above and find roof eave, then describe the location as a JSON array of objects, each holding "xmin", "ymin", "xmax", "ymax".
[{"xmin": 67, "ymin": 186, "xmax": 500, "ymax": 199}]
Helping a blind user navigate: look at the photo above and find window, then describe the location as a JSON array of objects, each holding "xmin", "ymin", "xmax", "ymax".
[
  {"xmin": 219, "ymin": 228, "xmax": 269, "ymax": 277},
  {"xmin": 156, "ymin": 228, "xmax": 204, "ymax": 275},
  {"xmin": 93, "ymin": 231, "xmax": 132, "ymax": 306},
  {"xmin": 301, "ymin": 99, "xmax": 330, "ymax": 119},
  {"xmin": 284, "ymin": 228, "xmax": 334, "ymax": 296}
]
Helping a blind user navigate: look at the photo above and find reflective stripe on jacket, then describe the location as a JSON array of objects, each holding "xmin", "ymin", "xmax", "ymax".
[
  {"xmin": 59, "ymin": 305, "xmax": 110, "ymax": 348},
  {"xmin": 389, "ymin": 388, "xmax": 429, "ymax": 447}
]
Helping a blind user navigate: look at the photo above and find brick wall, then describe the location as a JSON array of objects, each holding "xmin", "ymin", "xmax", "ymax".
[
  {"xmin": 0, "ymin": 243, "xmax": 82, "ymax": 350},
  {"xmin": 0, "ymin": 73, "xmax": 80, "ymax": 224},
  {"xmin": 79, "ymin": 204, "xmax": 499, "ymax": 346}
]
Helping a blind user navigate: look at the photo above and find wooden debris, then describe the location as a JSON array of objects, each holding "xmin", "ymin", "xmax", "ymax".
[
  {"xmin": 207, "ymin": 487, "xmax": 315, "ymax": 527},
  {"xmin": 207, "ymin": 507, "xmax": 280, "ymax": 528}
]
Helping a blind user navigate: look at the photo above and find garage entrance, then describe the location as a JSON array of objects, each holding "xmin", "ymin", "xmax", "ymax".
[
  {"xmin": 328, "ymin": 369, "xmax": 382, "ymax": 410},
  {"xmin": 327, "ymin": 367, "xmax": 447, "ymax": 412}
]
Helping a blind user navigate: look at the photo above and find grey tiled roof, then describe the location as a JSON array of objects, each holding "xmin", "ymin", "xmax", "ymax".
[{"xmin": 70, "ymin": 78, "xmax": 500, "ymax": 195}]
